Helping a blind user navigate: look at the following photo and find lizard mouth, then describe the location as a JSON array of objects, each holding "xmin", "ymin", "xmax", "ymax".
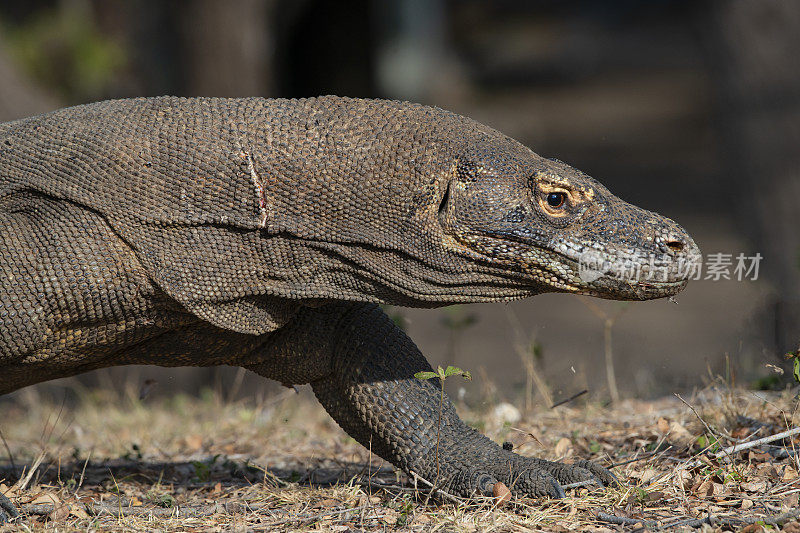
[{"xmin": 455, "ymin": 231, "xmax": 692, "ymax": 300}]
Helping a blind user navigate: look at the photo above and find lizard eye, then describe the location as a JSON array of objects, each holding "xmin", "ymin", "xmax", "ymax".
[{"xmin": 546, "ymin": 192, "xmax": 567, "ymax": 209}]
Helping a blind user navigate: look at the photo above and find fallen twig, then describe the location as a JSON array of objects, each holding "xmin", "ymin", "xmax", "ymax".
[
  {"xmin": 596, "ymin": 511, "xmax": 657, "ymax": 528},
  {"xmin": 675, "ymin": 393, "xmax": 728, "ymax": 443},
  {"xmin": 22, "ymin": 500, "xmax": 269, "ymax": 519},
  {"xmin": 599, "ymin": 507, "xmax": 800, "ymax": 530},
  {"xmin": 13, "ymin": 452, "xmax": 45, "ymax": 493},
  {"xmin": 408, "ymin": 470, "xmax": 462, "ymax": 505},
  {"xmin": 680, "ymin": 426, "xmax": 800, "ymax": 470},
  {"xmin": 608, "ymin": 448, "xmax": 671, "ymax": 469},
  {"xmin": 711, "ymin": 426, "xmax": 800, "ymax": 458},
  {"xmin": 257, "ymin": 505, "xmax": 369, "ymax": 528},
  {"xmin": 561, "ymin": 480, "xmax": 599, "ymax": 490},
  {"xmin": 551, "ymin": 389, "xmax": 588, "ymax": 409}
]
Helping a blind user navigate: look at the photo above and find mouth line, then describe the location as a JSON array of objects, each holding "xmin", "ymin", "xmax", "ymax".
[{"xmin": 458, "ymin": 231, "xmax": 691, "ymax": 290}]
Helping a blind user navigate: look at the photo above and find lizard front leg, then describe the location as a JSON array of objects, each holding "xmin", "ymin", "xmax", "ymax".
[{"xmin": 308, "ymin": 303, "xmax": 617, "ymax": 499}]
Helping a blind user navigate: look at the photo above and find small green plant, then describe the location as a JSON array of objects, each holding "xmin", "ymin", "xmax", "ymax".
[
  {"xmin": 695, "ymin": 434, "xmax": 720, "ymax": 452},
  {"xmin": 414, "ymin": 365, "xmax": 472, "ymax": 483},
  {"xmin": 147, "ymin": 491, "xmax": 175, "ymax": 508},
  {"xmin": 394, "ymin": 496, "xmax": 414, "ymax": 527},
  {"xmin": 189, "ymin": 455, "xmax": 222, "ymax": 482}
]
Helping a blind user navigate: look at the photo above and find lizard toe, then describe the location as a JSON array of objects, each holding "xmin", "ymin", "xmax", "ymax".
[
  {"xmin": 574, "ymin": 459, "xmax": 619, "ymax": 487},
  {"xmin": 504, "ymin": 467, "xmax": 565, "ymax": 499}
]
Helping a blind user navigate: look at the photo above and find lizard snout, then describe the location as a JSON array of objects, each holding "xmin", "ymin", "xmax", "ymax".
[{"xmin": 653, "ymin": 226, "xmax": 701, "ymax": 263}]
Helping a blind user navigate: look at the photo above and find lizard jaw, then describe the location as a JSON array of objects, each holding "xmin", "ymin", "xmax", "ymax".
[{"xmin": 452, "ymin": 232, "xmax": 699, "ymax": 301}]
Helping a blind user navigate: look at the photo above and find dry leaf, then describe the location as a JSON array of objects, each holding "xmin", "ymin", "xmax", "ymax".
[
  {"xmin": 29, "ymin": 492, "xmax": 60, "ymax": 506},
  {"xmin": 639, "ymin": 468, "xmax": 659, "ymax": 484},
  {"xmin": 782, "ymin": 522, "xmax": 800, "ymax": 533},
  {"xmin": 782, "ymin": 492, "xmax": 799, "ymax": 509},
  {"xmin": 711, "ymin": 482, "xmax": 726, "ymax": 497},
  {"xmin": 732, "ymin": 426, "xmax": 750, "ymax": 439},
  {"xmin": 676, "ymin": 470, "xmax": 693, "ymax": 489},
  {"xmin": 695, "ymin": 479, "xmax": 713, "ymax": 497},
  {"xmin": 414, "ymin": 514, "xmax": 431, "ymax": 524},
  {"xmin": 741, "ymin": 498, "xmax": 754, "ymax": 510},
  {"xmin": 740, "ymin": 524, "xmax": 766, "ymax": 533},
  {"xmin": 782, "ymin": 465, "xmax": 798, "ymax": 482},
  {"xmin": 211, "ymin": 482, "xmax": 222, "ymax": 496},
  {"xmin": 381, "ymin": 509, "xmax": 398, "ymax": 525},
  {"xmin": 0, "ymin": 484, "xmax": 14, "ymax": 498},
  {"xmin": 668, "ymin": 421, "xmax": 693, "ymax": 445},
  {"xmin": 50, "ymin": 503, "xmax": 70, "ymax": 521},
  {"xmin": 69, "ymin": 505, "xmax": 90, "ymax": 520},
  {"xmin": 756, "ymin": 464, "xmax": 779, "ymax": 480},
  {"xmin": 740, "ymin": 480, "xmax": 767, "ymax": 493},
  {"xmin": 555, "ymin": 437, "xmax": 573, "ymax": 457},
  {"xmin": 748, "ymin": 450, "xmax": 771, "ymax": 462}
]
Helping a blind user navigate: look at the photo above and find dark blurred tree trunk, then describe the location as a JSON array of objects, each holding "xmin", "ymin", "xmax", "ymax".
[
  {"xmin": 178, "ymin": 0, "xmax": 276, "ymax": 97},
  {"xmin": 709, "ymin": 1, "xmax": 800, "ymax": 355},
  {"xmin": 0, "ymin": 35, "xmax": 58, "ymax": 121}
]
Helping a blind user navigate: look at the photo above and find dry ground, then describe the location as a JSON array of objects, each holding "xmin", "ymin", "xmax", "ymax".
[{"xmin": 0, "ymin": 379, "xmax": 799, "ymax": 532}]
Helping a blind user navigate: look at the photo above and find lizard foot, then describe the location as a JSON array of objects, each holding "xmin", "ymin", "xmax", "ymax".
[
  {"xmin": 0, "ymin": 492, "xmax": 19, "ymax": 524},
  {"xmin": 438, "ymin": 452, "xmax": 618, "ymax": 500}
]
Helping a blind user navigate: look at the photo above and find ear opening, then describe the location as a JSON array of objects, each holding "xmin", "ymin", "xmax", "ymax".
[{"xmin": 438, "ymin": 179, "xmax": 451, "ymax": 221}]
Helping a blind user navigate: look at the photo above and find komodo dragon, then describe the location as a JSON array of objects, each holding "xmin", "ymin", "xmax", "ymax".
[{"xmin": 0, "ymin": 96, "xmax": 700, "ymax": 521}]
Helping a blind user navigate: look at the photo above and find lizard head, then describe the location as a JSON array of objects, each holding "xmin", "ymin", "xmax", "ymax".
[{"xmin": 437, "ymin": 138, "xmax": 701, "ymax": 301}]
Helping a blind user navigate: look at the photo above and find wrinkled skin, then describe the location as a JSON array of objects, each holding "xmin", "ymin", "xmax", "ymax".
[{"xmin": 0, "ymin": 97, "xmax": 700, "ymax": 520}]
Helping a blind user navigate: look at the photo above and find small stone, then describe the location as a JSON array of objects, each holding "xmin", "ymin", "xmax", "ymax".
[
  {"xmin": 493, "ymin": 482, "xmax": 512, "ymax": 506},
  {"xmin": 491, "ymin": 403, "xmax": 521, "ymax": 425}
]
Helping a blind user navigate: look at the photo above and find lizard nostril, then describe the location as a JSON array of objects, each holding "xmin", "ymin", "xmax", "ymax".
[{"xmin": 665, "ymin": 240, "xmax": 684, "ymax": 252}]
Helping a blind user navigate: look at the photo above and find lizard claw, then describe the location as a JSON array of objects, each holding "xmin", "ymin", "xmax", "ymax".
[{"xmin": 551, "ymin": 477, "xmax": 566, "ymax": 498}]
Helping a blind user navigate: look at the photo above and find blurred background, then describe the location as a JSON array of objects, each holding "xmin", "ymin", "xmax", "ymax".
[{"xmin": 1, "ymin": 0, "xmax": 798, "ymax": 406}]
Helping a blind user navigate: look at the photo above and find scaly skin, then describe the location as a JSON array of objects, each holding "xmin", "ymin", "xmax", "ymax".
[{"xmin": 0, "ymin": 97, "xmax": 700, "ymax": 519}]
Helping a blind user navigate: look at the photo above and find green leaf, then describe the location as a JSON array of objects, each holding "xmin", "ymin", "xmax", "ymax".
[
  {"xmin": 443, "ymin": 366, "xmax": 472, "ymax": 381},
  {"xmin": 444, "ymin": 365, "xmax": 460, "ymax": 377},
  {"xmin": 414, "ymin": 371, "xmax": 438, "ymax": 380},
  {"xmin": 794, "ymin": 357, "xmax": 800, "ymax": 384}
]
